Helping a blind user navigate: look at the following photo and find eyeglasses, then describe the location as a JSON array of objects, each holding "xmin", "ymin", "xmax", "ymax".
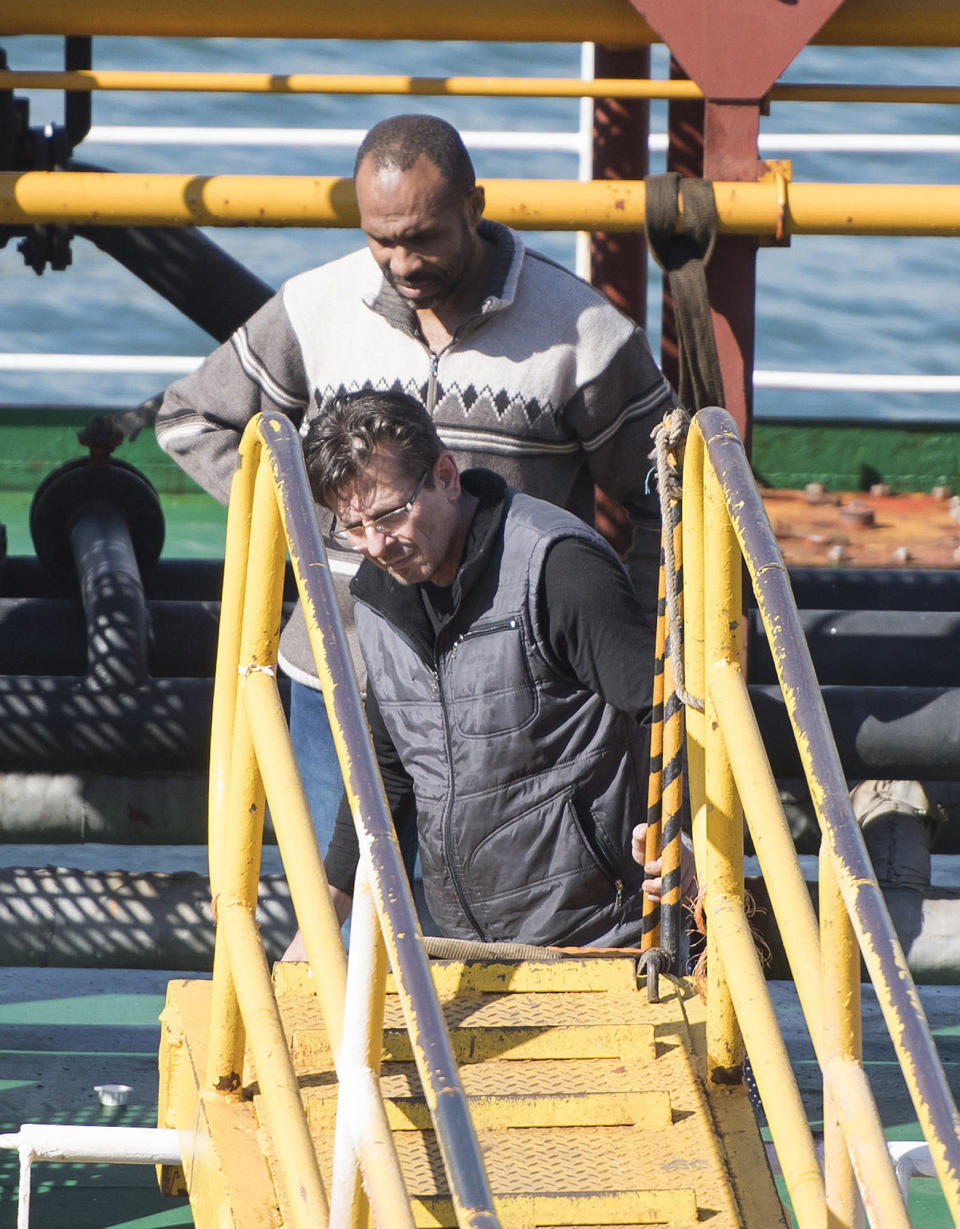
[{"xmin": 330, "ymin": 471, "xmax": 428, "ymax": 549}]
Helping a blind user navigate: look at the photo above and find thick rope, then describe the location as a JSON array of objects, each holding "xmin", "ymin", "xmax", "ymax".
[
  {"xmin": 644, "ymin": 171, "xmax": 725, "ymax": 413},
  {"xmin": 423, "ymin": 936, "xmax": 565, "ymax": 962},
  {"xmin": 652, "ymin": 407, "xmax": 704, "ymax": 713}
]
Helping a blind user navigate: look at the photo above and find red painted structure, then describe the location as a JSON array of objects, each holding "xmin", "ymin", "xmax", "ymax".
[{"xmin": 591, "ymin": 0, "xmax": 849, "ymax": 446}]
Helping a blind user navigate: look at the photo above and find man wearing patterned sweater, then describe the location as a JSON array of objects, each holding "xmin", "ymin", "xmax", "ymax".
[{"xmin": 156, "ymin": 113, "xmax": 679, "ymax": 876}]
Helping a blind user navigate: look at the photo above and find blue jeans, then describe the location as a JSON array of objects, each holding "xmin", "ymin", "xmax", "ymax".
[
  {"xmin": 289, "ymin": 679, "xmax": 343, "ymax": 856},
  {"xmin": 288, "ymin": 679, "xmax": 421, "ymax": 941}
]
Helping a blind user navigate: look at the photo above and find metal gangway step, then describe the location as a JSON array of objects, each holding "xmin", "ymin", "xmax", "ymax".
[{"xmin": 159, "ymin": 953, "xmax": 784, "ymax": 1227}]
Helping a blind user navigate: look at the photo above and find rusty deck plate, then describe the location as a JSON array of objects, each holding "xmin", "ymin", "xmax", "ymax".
[{"xmin": 762, "ymin": 488, "xmax": 960, "ymax": 570}]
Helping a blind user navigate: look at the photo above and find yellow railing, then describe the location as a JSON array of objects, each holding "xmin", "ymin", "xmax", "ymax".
[
  {"xmin": 681, "ymin": 407, "xmax": 960, "ymax": 1226},
  {"xmin": 7, "ymin": 0, "xmax": 960, "ymax": 48},
  {"xmin": 3, "ymin": 172, "xmax": 960, "ymax": 236},
  {"xmin": 206, "ymin": 409, "xmax": 499, "ymax": 1229},
  {"xmin": 6, "ymin": 69, "xmax": 960, "ymax": 105}
]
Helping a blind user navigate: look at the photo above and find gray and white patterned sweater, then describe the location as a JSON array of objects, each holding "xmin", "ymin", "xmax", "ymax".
[{"xmin": 156, "ymin": 221, "xmax": 678, "ymax": 683}]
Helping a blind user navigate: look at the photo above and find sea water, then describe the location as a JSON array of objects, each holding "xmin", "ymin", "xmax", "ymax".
[{"xmin": 0, "ymin": 33, "xmax": 959, "ymax": 424}]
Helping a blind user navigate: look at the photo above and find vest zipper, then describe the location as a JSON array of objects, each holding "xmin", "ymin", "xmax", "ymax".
[
  {"xmin": 454, "ymin": 617, "xmax": 519, "ymax": 646},
  {"xmin": 569, "ymin": 802, "xmax": 626, "ymax": 912},
  {"xmin": 436, "ymin": 662, "xmax": 485, "ymax": 938}
]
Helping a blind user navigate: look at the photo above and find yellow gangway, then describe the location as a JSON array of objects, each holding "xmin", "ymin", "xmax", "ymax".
[
  {"xmin": 155, "ymin": 410, "xmax": 781, "ymax": 1227},
  {"xmin": 156, "ymin": 406, "xmax": 959, "ymax": 1227}
]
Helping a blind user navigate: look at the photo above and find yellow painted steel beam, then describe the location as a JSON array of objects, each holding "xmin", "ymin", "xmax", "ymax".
[
  {"xmin": 710, "ymin": 894, "xmax": 827, "ymax": 1227},
  {"xmin": 703, "ymin": 454, "xmax": 744, "ymax": 1086},
  {"xmin": 709, "ymin": 659, "xmax": 823, "ymax": 1038},
  {"xmin": 3, "ymin": 172, "xmax": 959, "ymax": 237},
  {"xmin": 206, "ymin": 449, "xmax": 285, "ymax": 1097},
  {"xmin": 0, "ymin": 0, "xmax": 656, "ymax": 43},
  {"xmin": 6, "ymin": 0, "xmax": 960, "ymax": 46},
  {"xmin": 6, "ymin": 70, "xmax": 960, "ymax": 106},
  {"xmin": 820, "ymin": 852, "xmax": 866, "ymax": 1229},
  {"xmin": 220, "ymin": 902, "xmax": 330, "ymax": 1229},
  {"xmin": 0, "ymin": 69, "xmax": 704, "ymax": 98}
]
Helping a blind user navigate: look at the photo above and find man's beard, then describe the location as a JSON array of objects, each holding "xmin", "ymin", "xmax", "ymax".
[{"xmin": 385, "ymin": 233, "xmax": 474, "ymax": 311}]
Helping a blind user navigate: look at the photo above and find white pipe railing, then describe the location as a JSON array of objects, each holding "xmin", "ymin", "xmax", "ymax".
[
  {"xmin": 0, "ymin": 1124, "xmax": 181, "ymax": 1229},
  {"xmin": 2, "ymin": 354, "xmax": 958, "ymax": 400},
  {"xmin": 81, "ymin": 125, "xmax": 960, "ymax": 156},
  {"xmin": 764, "ymin": 1140, "xmax": 934, "ymax": 1206}
]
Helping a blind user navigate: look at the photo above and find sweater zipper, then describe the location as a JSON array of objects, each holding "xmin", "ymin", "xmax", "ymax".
[
  {"xmin": 426, "ymin": 350, "xmax": 439, "ymax": 412},
  {"xmin": 435, "ymin": 661, "xmax": 485, "ymax": 938}
]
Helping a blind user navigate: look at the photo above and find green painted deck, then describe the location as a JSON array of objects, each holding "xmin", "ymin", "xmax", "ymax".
[{"xmin": 0, "ymin": 967, "xmax": 193, "ymax": 1228}]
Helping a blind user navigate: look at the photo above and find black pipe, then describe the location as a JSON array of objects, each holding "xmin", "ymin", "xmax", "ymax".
[
  {"xmin": 786, "ymin": 566, "xmax": 960, "ymax": 612},
  {"xmin": 70, "ymin": 499, "xmax": 150, "ymax": 688},
  {"xmin": 751, "ymin": 684, "xmax": 960, "ymax": 780},
  {"xmin": 0, "ymin": 674, "xmax": 292, "ymax": 774},
  {"xmin": 0, "ymin": 598, "xmax": 291, "ymax": 676},
  {"xmin": 748, "ymin": 608, "xmax": 960, "ymax": 687},
  {"xmin": 0, "ymin": 556, "xmax": 300, "ymax": 602},
  {"xmin": 0, "ymin": 676, "xmax": 213, "ymax": 773}
]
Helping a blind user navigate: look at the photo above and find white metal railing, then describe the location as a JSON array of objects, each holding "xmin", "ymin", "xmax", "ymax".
[
  {"xmin": 0, "ymin": 1125, "xmax": 181, "ymax": 1229},
  {"xmin": 2, "ymin": 355, "xmax": 958, "ymax": 402},
  {"xmin": 80, "ymin": 125, "xmax": 960, "ymax": 156}
]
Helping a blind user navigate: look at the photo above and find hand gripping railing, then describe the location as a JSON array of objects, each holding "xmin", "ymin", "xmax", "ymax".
[
  {"xmin": 681, "ymin": 407, "xmax": 960, "ymax": 1227},
  {"xmin": 205, "ymin": 410, "xmax": 500, "ymax": 1229}
]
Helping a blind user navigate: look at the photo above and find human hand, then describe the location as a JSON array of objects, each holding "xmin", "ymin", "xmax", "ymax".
[
  {"xmin": 279, "ymin": 885, "xmax": 353, "ymax": 961},
  {"xmin": 631, "ymin": 822, "xmax": 697, "ymax": 902}
]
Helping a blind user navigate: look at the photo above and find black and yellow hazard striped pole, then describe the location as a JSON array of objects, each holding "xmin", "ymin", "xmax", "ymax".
[
  {"xmin": 640, "ymin": 558, "xmax": 666, "ymax": 953},
  {"xmin": 658, "ymin": 492, "xmax": 686, "ymax": 970}
]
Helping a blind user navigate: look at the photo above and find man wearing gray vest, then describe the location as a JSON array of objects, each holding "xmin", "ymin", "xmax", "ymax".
[{"xmin": 305, "ymin": 389, "xmax": 656, "ymax": 948}]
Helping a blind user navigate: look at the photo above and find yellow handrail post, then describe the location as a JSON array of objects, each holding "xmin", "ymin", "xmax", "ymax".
[
  {"xmin": 251, "ymin": 411, "xmax": 500, "ymax": 1226},
  {"xmin": 702, "ymin": 444, "xmax": 744, "ymax": 1085},
  {"xmin": 206, "ymin": 450, "xmax": 286, "ymax": 1094},
  {"xmin": 680, "ymin": 426, "xmax": 706, "ymax": 896},
  {"xmin": 640, "ymin": 555, "xmax": 666, "ymax": 952},
  {"xmin": 208, "ymin": 452, "xmax": 257, "ymax": 900},
  {"xmin": 821, "ymin": 849, "xmax": 865, "ymax": 1229},
  {"xmin": 710, "ymin": 896, "xmax": 827, "ymax": 1225},
  {"xmin": 709, "ymin": 661, "xmax": 824, "ymax": 1036},
  {"xmin": 219, "ymin": 902, "xmax": 330, "ymax": 1229},
  {"xmin": 820, "ymin": 851, "xmax": 911, "ymax": 1229},
  {"xmin": 659, "ymin": 491, "xmax": 687, "ymax": 965}
]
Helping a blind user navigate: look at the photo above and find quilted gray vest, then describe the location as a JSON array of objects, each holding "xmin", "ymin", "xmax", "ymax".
[{"xmin": 355, "ymin": 490, "xmax": 647, "ymax": 947}]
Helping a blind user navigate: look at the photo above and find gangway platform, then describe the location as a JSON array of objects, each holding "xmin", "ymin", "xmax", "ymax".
[{"xmin": 158, "ymin": 954, "xmax": 786, "ymax": 1228}]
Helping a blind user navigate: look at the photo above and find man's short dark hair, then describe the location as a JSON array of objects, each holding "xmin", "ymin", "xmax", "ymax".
[
  {"xmin": 303, "ymin": 389, "xmax": 445, "ymax": 507},
  {"xmin": 354, "ymin": 114, "xmax": 476, "ymax": 199}
]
